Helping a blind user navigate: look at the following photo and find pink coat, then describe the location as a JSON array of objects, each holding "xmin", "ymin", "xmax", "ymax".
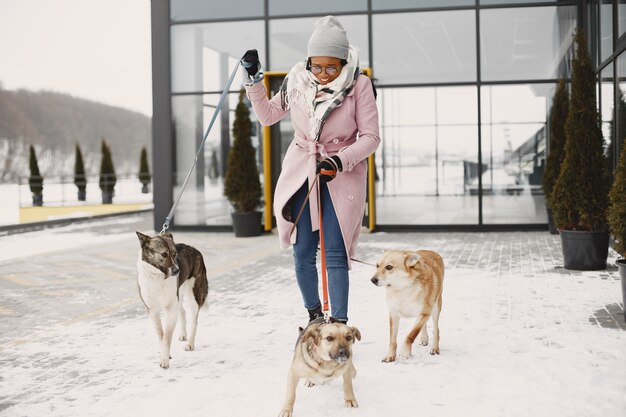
[{"xmin": 245, "ymin": 74, "xmax": 380, "ymax": 268}]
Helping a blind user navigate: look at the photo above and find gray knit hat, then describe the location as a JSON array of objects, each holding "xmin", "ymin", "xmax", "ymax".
[{"xmin": 307, "ymin": 16, "xmax": 350, "ymax": 60}]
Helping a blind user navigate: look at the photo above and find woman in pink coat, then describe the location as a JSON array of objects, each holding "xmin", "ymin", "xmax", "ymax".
[{"xmin": 241, "ymin": 16, "xmax": 380, "ymax": 324}]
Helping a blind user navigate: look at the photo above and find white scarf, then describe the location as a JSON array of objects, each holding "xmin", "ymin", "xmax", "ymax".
[{"xmin": 280, "ymin": 46, "xmax": 360, "ymax": 141}]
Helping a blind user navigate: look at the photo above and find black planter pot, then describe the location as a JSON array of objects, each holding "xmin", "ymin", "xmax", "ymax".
[
  {"xmin": 547, "ymin": 208, "xmax": 558, "ymax": 235},
  {"xmin": 101, "ymin": 191, "xmax": 113, "ymax": 204},
  {"xmin": 78, "ymin": 189, "xmax": 86, "ymax": 201},
  {"xmin": 617, "ymin": 259, "xmax": 626, "ymax": 322},
  {"xmin": 32, "ymin": 193, "xmax": 43, "ymax": 207},
  {"xmin": 559, "ymin": 230, "xmax": 609, "ymax": 271},
  {"xmin": 231, "ymin": 211, "xmax": 262, "ymax": 237}
]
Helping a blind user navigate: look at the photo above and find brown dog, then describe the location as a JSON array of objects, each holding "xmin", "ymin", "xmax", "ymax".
[
  {"xmin": 371, "ymin": 250, "xmax": 444, "ymax": 362},
  {"xmin": 279, "ymin": 321, "xmax": 361, "ymax": 417}
]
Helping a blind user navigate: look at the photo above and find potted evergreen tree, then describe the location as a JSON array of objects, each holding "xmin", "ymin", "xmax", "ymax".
[
  {"xmin": 74, "ymin": 143, "xmax": 87, "ymax": 201},
  {"xmin": 542, "ymin": 79, "xmax": 568, "ymax": 235},
  {"xmin": 223, "ymin": 90, "xmax": 262, "ymax": 237},
  {"xmin": 607, "ymin": 137, "xmax": 626, "ymax": 321},
  {"xmin": 28, "ymin": 144, "xmax": 43, "ymax": 206},
  {"xmin": 99, "ymin": 139, "xmax": 117, "ymax": 204},
  {"xmin": 138, "ymin": 146, "xmax": 151, "ymax": 193},
  {"xmin": 551, "ymin": 29, "xmax": 611, "ymax": 270}
]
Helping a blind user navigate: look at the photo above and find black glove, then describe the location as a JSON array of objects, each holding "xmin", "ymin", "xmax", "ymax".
[
  {"xmin": 316, "ymin": 155, "xmax": 343, "ymax": 183},
  {"xmin": 241, "ymin": 49, "xmax": 260, "ymax": 77}
]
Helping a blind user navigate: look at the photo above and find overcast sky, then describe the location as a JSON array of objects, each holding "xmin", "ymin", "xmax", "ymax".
[{"xmin": 0, "ymin": 0, "xmax": 152, "ymax": 116}]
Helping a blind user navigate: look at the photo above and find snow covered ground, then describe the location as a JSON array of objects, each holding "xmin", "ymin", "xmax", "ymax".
[{"xmin": 0, "ymin": 222, "xmax": 624, "ymax": 417}]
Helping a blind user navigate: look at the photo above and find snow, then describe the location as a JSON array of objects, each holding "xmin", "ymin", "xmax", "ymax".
[{"xmin": 0, "ymin": 227, "xmax": 624, "ymax": 417}]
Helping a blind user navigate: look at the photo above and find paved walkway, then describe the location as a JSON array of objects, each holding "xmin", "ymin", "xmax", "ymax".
[{"xmin": 0, "ymin": 213, "xmax": 624, "ymax": 417}]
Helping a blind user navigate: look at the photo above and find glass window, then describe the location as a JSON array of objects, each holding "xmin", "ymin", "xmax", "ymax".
[
  {"xmin": 480, "ymin": 84, "xmax": 553, "ymax": 224},
  {"xmin": 480, "ymin": 0, "xmax": 559, "ymax": 4},
  {"xmin": 269, "ymin": 15, "xmax": 369, "ymax": 71},
  {"xmin": 619, "ymin": 1, "xmax": 626, "ymax": 38},
  {"xmin": 373, "ymin": 11, "xmax": 476, "ymax": 85},
  {"xmin": 376, "ymin": 86, "xmax": 479, "ymax": 225},
  {"xmin": 372, "ymin": 0, "xmax": 473, "ymax": 9},
  {"xmin": 480, "ymin": 6, "xmax": 577, "ymax": 82},
  {"xmin": 617, "ymin": 54, "xmax": 626, "ymax": 169},
  {"xmin": 600, "ymin": 1, "xmax": 614, "ymax": 63},
  {"xmin": 171, "ymin": 21, "xmax": 265, "ymax": 93},
  {"xmin": 600, "ymin": 65, "xmax": 614, "ymax": 164},
  {"xmin": 170, "ymin": 0, "xmax": 263, "ymax": 22},
  {"xmin": 269, "ymin": 0, "xmax": 366, "ymax": 16},
  {"xmin": 171, "ymin": 92, "xmax": 263, "ymax": 226}
]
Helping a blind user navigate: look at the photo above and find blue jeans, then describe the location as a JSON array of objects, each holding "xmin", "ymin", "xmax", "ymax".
[{"xmin": 291, "ymin": 180, "xmax": 350, "ymax": 322}]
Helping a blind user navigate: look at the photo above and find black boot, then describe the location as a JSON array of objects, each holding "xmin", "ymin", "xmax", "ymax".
[
  {"xmin": 307, "ymin": 305, "xmax": 323, "ymax": 324},
  {"xmin": 329, "ymin": 317, "xmax": 347, "ymax": 325}
]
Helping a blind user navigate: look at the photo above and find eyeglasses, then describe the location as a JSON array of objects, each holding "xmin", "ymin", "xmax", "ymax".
[{"xmin": 309, "ymin": 65, "xmax": 340, "ymax": 76}]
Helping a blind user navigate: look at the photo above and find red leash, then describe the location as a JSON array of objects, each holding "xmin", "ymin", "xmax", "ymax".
[
  {"xmin": 288, "ymin": 171, "xmax": 334, "ymax": 320},
  {"xmin": 316, "ymin": 173, "xmax": 330, "ymax": 318}
]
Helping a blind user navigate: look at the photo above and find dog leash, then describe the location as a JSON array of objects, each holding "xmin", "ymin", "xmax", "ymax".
[
  {"xmin": 288, "ymin": 174, "xmax": 376, "ymax": 269},
  {"xmin": 288, "ymin": 171, "xmax": 375, "ymax": 321},
  {"xmin": 159, "ymin": 60, "xmax": 242, "ymax": 235},
  {"xmin": 316, "ymin": 177, "xmax": 330, "ymax": 320}
]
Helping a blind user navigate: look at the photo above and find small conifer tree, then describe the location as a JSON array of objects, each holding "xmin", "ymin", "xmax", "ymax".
[
  {"xmin": 74, "ymin": 143, "xmax": 87, "ymax": 195},
  {"xmin": 138, "ymin": 146, "xmax": 151, "ymax": 186},
  {"xmin": 608, "ymin": 139, "xmax": 626, "ymax": 257},
  {"xmin": 543, "ymin": 79, "xmax": 568, "ymax": 209},
  {"xmin": 99, "ymin": 139, "xmax": 117, "ymax": 194},
  {"xmin": 551, "ymin": 29, "xmax": 610, "ymax": 231},
  {"xmin": 28, "ymin": 144, "xmax": 43, "ymax": 195},
  {"xmin": 223, "ymin": 90, "xmax": 261, "ymax": 213}
]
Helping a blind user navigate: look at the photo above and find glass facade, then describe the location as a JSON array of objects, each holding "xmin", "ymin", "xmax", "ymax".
[{"xmin": 157, "ymin": 0, "xmax": 626, "ymax": 230}]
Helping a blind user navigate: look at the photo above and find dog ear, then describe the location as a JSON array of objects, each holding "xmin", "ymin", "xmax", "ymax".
[
  {"xmin": 162, "ymin": 231, "xmax": 174, "ymax": 241},
  {"xmin": 350, "ymin": 326, "xmax": 361, "ymax": 342},
  {"xmin": 405, "ymin": 252, "xmax": 421, "ymax": 268},
  {"xmin": 136, "ymin": 231, "xmax": 150, "ymax": 246}
]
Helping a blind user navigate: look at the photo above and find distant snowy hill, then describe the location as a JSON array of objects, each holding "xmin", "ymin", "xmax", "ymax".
[{"xmin": 0, "ymin": 87, "xmax": 151, "ymax": 181}]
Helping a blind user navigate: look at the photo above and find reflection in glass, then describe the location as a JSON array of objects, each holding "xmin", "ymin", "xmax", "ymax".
[
  {"xmin": 373, "ymin": 11, "xmax": 476, "ymax": 84},
  {"xmin": 480, "ymin": 0, "xmax": 558, "ymax": 4},
  {"xmin": 269, "ymin": 15, "xmax": 369, "ymax": 71},
  {"xmin": 171, "ymin": 93, "xmax": 263, "ymax": 226},
  {"xmin": 600, "ymin": 1, "xmax": 614, "ymax": 64},
  {"xmin": 480, "ymin": 6, "xmax": 576, "ymax": 81},
  {"xmin": 269, "ymin": 0, "xmax": 366, "ymax": 16},
  {"xmin": 619, "ymin": 1, "xmax": 626, "ymax": 38},
  {"xmin": 376, "ymin": 87, "xmax": 478, "ymax": 225},
  {"xmin": 372, "ymin": 0, "xmax": 473, "ymax": 9},
  {"xmin": 600, "ymin": 65, "xmax": 614, "ymax": 169},
  {"xmin": 171, "ymin": 21, "xmax": 265, "ymax": 93},
  {"xmin": 170, "ymin": 0, "xmax": 263, "ymax": 21},
  {"xmin": 615, "ymin": 54, "xmax": 626, "ymax": 170},
  {"xmin": 480, "ymin": 84, "xmax": 553, "ymax": 224}
]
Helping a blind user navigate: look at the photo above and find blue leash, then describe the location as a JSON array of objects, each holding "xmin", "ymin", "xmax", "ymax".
[{"xmin": 160, "ymin": 61, "xmax": 242, "ymax": 235}]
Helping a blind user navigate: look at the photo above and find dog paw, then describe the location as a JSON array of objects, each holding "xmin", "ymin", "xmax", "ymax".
[
  {"xmin": 184, "ymin": 343, "xmax": 194, "ymax": 351},
  {"xmin": 398, "ymin": 345, "xmax": 413, "ymax": 360},
  {"xmin": 179, "ymin": 335, "xmax": 187, "ymax": 341},
  {"xmin": 344, "ymin": 399, "xmax": 358, "ymax": 408},
  {"xmin": 419, "ymin": 336, "xmax": 429, "ymax": 346},
  {"xmin": 278, "ymin": 408, "xmax": 293, "ymax": 417},
  {"xmin": 159, "ymin": 357, "xmax": 170, "ymax": 369},
  {"xmin": 304, "ymin": 379, "xmax": 315, "ymax": 387},
  {"xmin": 382, "ymin": 355, "xmax": 396, "ymax": 363},
  {"xmin": 430, "ymin": 347, "xmax": 440, "ymax": 355}
]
